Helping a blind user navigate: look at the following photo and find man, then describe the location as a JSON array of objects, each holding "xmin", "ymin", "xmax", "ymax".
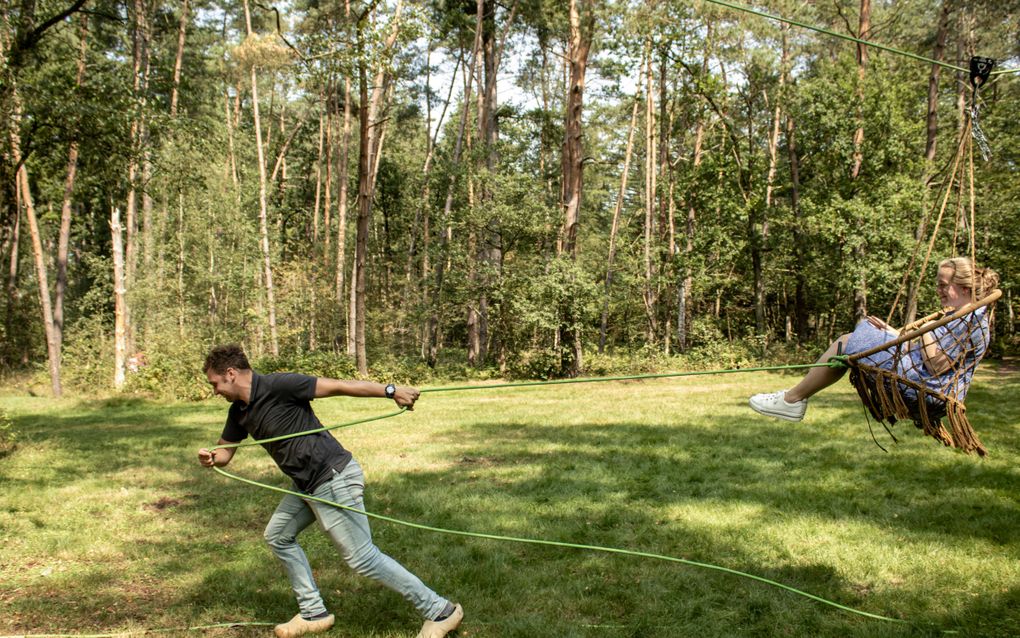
[{"xmin": 198, "ymin": 344, "xmax": 463, "ymax": 638}]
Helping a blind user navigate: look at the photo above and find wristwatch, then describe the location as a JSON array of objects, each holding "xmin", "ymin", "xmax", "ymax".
[{"xmin": 384, "ymin": 383, "xmax": 396, "ymax": 399}]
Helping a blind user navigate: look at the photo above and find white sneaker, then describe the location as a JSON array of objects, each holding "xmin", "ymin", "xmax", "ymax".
[
  {"xmin": 749, "ymin": 390, "xmax": 807, "ymax": 422},
  {"xmin": 274, "ymin": 613, "xmax": 335, "ymax": 638},
  {"xmin": 416, "ymin": 603, "xmax": 463, "ymax": 638}
]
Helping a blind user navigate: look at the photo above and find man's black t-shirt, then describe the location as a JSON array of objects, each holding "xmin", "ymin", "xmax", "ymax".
[{"xmin": 221, "ymin": 372, "xmax": 352, "ymax": 493}]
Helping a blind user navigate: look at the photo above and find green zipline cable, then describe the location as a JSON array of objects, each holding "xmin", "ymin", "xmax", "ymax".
[
  {"xmin": 701, "ymin": 0, "xmax": 1019, "ymax": 76},
  {"xmin": 419, "ymin": 361, "xmax": 845, "ymax": 394},
  {"xmin": 211, "ymin": 361, "xmax": 846, "ymax": 452},
  {"xmin": 212, "ymin": 466, "xmax": 907, "ymax": 625}
]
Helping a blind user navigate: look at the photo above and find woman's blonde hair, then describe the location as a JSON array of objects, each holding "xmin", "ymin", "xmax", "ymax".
[{"xmin": 939, "ymin": 257, "xmax": 1000, "ymax": 300}]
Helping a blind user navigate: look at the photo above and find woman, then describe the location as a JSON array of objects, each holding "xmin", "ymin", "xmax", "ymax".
[{"xmin": 749, "ymin": 257, "xmax": 999, "ymax": 422}]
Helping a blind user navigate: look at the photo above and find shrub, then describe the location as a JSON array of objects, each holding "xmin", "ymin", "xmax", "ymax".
[{"xmin": 0, "ymin": 409, "xmax": 16, "ymax": 457}]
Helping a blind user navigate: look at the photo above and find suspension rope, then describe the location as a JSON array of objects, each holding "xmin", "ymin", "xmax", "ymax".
[{"xmin": 701, "ymin": 0, "xmax": 1019, "ymax": 76}]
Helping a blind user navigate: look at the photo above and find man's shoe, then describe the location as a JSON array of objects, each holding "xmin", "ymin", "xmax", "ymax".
[
  {"xmin": 274, "ymin": 613, "xmax": 335, "ymax": 638},
  {"xmin": 416, "ymin": 603, "xmax": 463, "ymax": 638},
  {"xmin": 749, "ymin": 390, "xmax": 807, "ymax": 422}
]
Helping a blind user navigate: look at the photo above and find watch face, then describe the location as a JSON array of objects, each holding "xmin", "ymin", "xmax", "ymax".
[{"xmin": 386, "ymin": 384, "xmax": 396, "ymax": 398}]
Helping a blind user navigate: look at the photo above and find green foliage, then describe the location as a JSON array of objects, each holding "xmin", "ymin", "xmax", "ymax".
[
  {"xmin": 255, "ymin": 350, "xmax": 360, "ymax": 381},
  {"xmin": 3, "ymin": 0, "xmax": 1018, "ymax": 400}
]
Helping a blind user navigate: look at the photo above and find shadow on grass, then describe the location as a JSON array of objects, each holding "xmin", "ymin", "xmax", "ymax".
[{"xmin": 3, "ymin": 379, "xmax": 1018, "ymax": 637}]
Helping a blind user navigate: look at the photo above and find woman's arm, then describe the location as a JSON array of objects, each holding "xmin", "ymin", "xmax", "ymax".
[{"xmin": 919, "ymin": 328, "xmax": 956, "ymax": 375}]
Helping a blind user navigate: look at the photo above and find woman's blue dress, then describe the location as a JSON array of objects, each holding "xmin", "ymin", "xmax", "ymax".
[{"xmin": 844, "ymin": 307, "xmax": 989, "ymax": 405}]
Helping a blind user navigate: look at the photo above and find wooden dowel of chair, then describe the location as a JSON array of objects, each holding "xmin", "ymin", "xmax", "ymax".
[{"xmin": 847, "ymin": 289, "xmax": 1001, "ymax": 362}]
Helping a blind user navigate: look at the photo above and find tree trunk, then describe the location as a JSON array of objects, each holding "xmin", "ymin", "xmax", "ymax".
[
  {"xmin": 850, "ymin": 0, "xmax": 871, "ymax": 323},
  {"xmin": 354, "ymin": 40, "xmax": 374, "ymax": 370},
  {"xmin": 313, "ymin": 97, "xmax": 324, "ymax": 244},
  {"xmin": 336, "ymin": 0, "xmax": 353, "ymax": 331},
  {"xmin": 599, "ymin": 93, "xmax": 640, "ymax": 353},
  {"xmin": 559, "ymin": 0, "xmax": 592, "ymax": 257},
  {"xmin": 55, "ymin": 15, "xmax": 87, "ymax": 351},
  {"xmin": 427, "ymin": 13, "xmax": 482, "ymax": 368},
  {"xmin": 786, "ymin": 112, "xmax": 808, "ymax": 342},
  {"xmin": 641, "ymin": 42, "xmax": 657, "ymax": 344},
  {"xmin": 558, "ymin": 0, "xmax": 593, "ymax": 376},
  {"xmin": 169, "ymin": 0, "xmax": 188, "ymax": 117},
  {"xmin": 677, "ymin": 26, "xmax": 713, "ymax": 353},
  {"xmin": 111, "ymin": 206, "xmax": 127, "ymax": 389},
  {"xmin": 324, "ymin": 83, "xmax": 333, "ymax": 250},
  {"xmin": 758, "ymin": 27, "xmax": 788, "ymax": 338},
  {"xmin": 350, "ymin": 1, "xmax": 404, "ymax": 373},
  {"xmin": 123, "ymin": 0, "xmax": 148, "ymax": 352},
  {"xmin": 337, "ymin": 74, "xmax": 351, "ymax": 346},
  {"xmin": 18, "ymin": 163, "xmax": 61, "ymax": 396},
  {"xmin": 176, "ymin": 194, "xmax": 186, "ymax": 337},
  {"xmin": 243, "ymin": 0, "xmax": 279, "ymax": 355},
  {"xmin": 407, "ymin": 45, "xmax": 459, "ymax": 351}
]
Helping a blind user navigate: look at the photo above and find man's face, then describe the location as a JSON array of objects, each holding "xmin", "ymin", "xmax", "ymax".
[{"xmin": 207, "ymin": 368, "xmax": 239, "ymax": 402}]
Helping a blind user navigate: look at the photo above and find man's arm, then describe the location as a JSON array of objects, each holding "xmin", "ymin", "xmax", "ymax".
[
  {"xmin": 198, "ymin": 438, "xmax": 239, "ymax": 468},
  {"xmin": 314, "ymin": 378, "xmax": 420, "ymax": 410}
]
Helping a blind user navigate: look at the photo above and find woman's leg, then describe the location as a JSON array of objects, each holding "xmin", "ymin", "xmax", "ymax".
[{"xmin": 784, "ymin": 333, "xmax": 851, "ymax": 403}]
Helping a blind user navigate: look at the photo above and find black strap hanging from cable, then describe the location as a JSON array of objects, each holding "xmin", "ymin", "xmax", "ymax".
[{"xmin": 969, "ymin": 56, "xmax": 995, "ymax": 160}]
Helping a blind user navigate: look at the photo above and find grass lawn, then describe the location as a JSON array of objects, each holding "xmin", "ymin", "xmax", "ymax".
[{"xmin": 1, "ymin": 365, "xmax": 1018, "ymax": 637}]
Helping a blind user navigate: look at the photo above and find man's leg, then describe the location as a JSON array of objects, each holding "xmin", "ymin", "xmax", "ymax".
[
  {"xmin": 265, "ymin": 492, "xmax": 330, "ymax": 619},
  {"xmin": 309, "ymin": 459, "xmax": 452, "ymax": 621}
]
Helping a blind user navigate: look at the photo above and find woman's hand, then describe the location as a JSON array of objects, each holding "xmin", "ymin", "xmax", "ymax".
[{"xmin": 866, "ymin": 315, "xmax": 898, "ymax": 335}]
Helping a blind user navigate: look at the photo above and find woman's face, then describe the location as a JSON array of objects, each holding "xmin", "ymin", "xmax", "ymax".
[{"xmin": 937, "ymin": 266, "xmax": 971, "ymax": 308}]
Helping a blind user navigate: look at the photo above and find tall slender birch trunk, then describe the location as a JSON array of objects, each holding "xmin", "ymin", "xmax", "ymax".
[
  {"xmin": 759, "ymin": 27, "xmax": 787, "ymax": 338},
  {"xmin": 111, "ymin": 206, "xmax": 127, "ymax": 389},
  {"xmin": 243, "ymin": 0, "xmax": 279, "ymax": 355},
  {"xmin": 641, "ymin": 41, "xmax": 657, "ymax": 344}
]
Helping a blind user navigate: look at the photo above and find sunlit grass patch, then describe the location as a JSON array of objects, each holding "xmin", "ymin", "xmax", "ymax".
[{"xmin": 1, "ymin": 368, "xmax": 1018, "ymax": 637}]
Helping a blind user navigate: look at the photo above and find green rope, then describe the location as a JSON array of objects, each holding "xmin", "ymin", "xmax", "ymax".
[
  {"xmin": 212, "ymin": 467, "xmax": 907, "ymax": 625},
  {"xmin": 204, "ymin": 359, "xmax": 914, "ymax": 626},
  {"xmin": 0, "ymin": 622, "xmax": 276, "ymax": 638},
  {"xmin": 701, "ymin": 0, "xmax": 1019, "ymax": 76}
]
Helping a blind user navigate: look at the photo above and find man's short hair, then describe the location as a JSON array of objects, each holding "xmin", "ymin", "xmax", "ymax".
[{"xmin": 204, "ymin": 344, "xmax": 251, "ymax": 374}]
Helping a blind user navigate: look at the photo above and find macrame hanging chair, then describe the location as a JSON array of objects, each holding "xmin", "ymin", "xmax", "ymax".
[
  {"xmin": 842, "ymin": 58, "xmax": 999, "ymax": 456},
  {"xmin": 845, "ymin": 289, "xmax": 1000, "ymax": 456}
]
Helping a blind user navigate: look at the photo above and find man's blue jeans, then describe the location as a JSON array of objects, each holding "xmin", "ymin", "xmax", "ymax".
[{"xmin": 263, "ymin": 458, "xmax": 449, "ymax": 620}]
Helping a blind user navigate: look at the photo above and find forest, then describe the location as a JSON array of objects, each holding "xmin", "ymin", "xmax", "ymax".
[{"xmin": 3, "ymin": 0, "xmax": 1019, "ymax": 398}]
